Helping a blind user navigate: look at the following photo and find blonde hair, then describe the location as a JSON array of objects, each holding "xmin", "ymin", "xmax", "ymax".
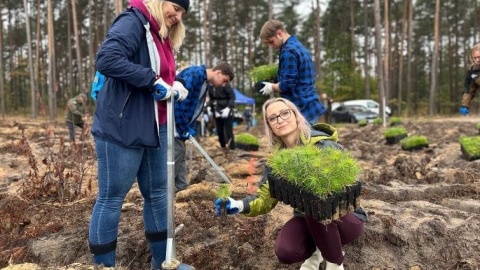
[
  {"xmin": 262, "ymin": 98, "xmax": 311, "ymax": 149},
  {"xmin": 145, "ymin": 0, "xmax": 186, "ymax": 49},
  {"xmin": 260, "ymin": 19, "xmax": 287, "ymax": 43}
]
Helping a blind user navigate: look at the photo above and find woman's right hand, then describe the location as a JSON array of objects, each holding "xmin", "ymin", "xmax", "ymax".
[
  {"xmin": 214, "ymin": 197, "xmax": 244, "ymax": 216},
  {"xmin": 152, "ymin": 78, "xmax": 172, "ymax": 101}
]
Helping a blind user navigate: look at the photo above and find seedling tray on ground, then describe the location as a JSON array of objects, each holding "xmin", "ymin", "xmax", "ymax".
[
  {"xmin": 268, "ymin": 174, "xmax": 361, "ymax": 222},
  {"xmin": 236, "ymin": 143, "xmax": 259, "ymax": 152},
  {"xmin": 385, "ymin": 134, "xmax": 407, "ymax": 144},
  {"xmin": 461, "ymin": 145, "xmax": 480, "ymax": 161},
  {"xmin": 401, "ymin": 144, "xmax": 429, "ymax": 151}
]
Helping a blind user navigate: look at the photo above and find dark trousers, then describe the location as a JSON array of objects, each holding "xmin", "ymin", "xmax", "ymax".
[
  {"xmin": 275, "ymin": 213, "xmax": 364, "ymax": 265},
  {"xmin": 174, "ymin": 138, "xmax": 189, "ymax": 191},
  {"xmin": 214, "ymin": 115, "xmax": 235, "ymax": 150},
  {"xmin": 66, "ymin": 121, "xmax": 84, "ymax": 142}
]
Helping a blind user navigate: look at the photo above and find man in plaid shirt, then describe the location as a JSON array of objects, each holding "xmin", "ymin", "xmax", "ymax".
[
  {"xmin": 259, "ymin": 19, "xmax": 325, "ymax": 124},
  {"xmin": 174, "ymin": 62, "xmax": 235, "ymax": 191}
]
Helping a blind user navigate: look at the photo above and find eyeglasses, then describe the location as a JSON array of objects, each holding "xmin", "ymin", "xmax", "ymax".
[{"xmin": 266, "ymin": 109, "xmax": 292, "ymax": 125}]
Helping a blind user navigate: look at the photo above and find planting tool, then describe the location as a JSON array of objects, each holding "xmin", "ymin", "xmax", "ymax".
[
  {"xmin": 161, "ymin": 92, "xmax": 182, "ymax": 270},
  {"xmin": 188, "ymin": 135, "xmax": 232, "ymax": 184}
]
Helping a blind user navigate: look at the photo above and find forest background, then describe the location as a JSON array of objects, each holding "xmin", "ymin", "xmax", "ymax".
[{"xmin": 0, "ymin": 0, "xmax": 479, "ymax": 120}]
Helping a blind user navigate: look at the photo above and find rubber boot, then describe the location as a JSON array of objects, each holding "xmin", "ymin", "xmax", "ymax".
[
  {"xmin": 325, "ymin": 261, "xmax": 344, "ymax": 270},
  {"xmin": 299, "ymin": 247, "xmax": 323, "ymax": 270}
]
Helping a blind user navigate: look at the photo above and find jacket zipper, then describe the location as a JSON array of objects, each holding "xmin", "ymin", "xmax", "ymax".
[{"xmin": 119, "ymin": 91, "xmax": 132, "ymax": 118}]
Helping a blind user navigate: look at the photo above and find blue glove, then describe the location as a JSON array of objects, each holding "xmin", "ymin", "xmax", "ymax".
[
  {"xmin": 152, "ymin": 78, "xmax": 172, "ymax": 101},
  {"xmin": 460, "ymin": 106, "xmax": 469, "ymax": 116},
  {"xmin": 215, "ymin": 197, "xmax": 244, "ymax": 216},
  {"xmin": 180, "ymin": 127, "xmax": 195, "ymax": 140}
]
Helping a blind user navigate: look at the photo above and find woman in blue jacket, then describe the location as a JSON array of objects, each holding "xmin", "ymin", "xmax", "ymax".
[{"xmin": 88, "ymin": 0, "xmax": 192, "ymax": 269}]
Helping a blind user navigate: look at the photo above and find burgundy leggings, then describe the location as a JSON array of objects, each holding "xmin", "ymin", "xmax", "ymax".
[{"xmin": 275, "ymin": 213, "xmax": 364, "ymax": 265}]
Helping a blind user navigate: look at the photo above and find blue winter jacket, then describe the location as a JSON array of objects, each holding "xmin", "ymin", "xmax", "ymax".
[{"xmin": 91, "ymin": 8, "xmax": 160, "ymax": 148}]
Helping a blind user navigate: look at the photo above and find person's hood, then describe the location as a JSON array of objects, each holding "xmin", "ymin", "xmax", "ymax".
[{"xmin": 303, "ymin": 123, "xmax": 338, "ymax": 145}]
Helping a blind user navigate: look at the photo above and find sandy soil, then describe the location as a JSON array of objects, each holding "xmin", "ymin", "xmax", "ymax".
[{"xmin": 0, "ymin": 115, "xmax": 479, "ymax": 270}]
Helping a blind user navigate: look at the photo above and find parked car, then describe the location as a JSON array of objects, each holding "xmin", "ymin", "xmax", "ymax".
[
  {"xmin": 331, "ymin": 104, "xmax": 379, "ymax": 123},
  {"xmin": 331, "ymin": 99, "xmax": 391, "ymax": 115}
]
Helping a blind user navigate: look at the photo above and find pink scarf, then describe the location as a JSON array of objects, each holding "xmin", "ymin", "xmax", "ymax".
[{"xmin": 129, "ymin": 0, "xmax": 176, "ymax": 124}]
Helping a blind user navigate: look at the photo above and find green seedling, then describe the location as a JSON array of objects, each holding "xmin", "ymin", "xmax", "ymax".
[
  {"xmin": 400, "ymin": 135, "xmax": 429, "ymax": 150},
  {"xmin": 235, "ymin": 133, "xmax": 260, "ymax": 146},
  {"xmin": 215, "ymin": 183, "xmax": 232, "ymax": 216},
  {"xmin": 358, "ymin": 119, "xmax": 367, "ymax": 127},
  {"xmin": 459, "ymin": 135, "xmax": 480, "ymax": 160},
  {"xmin": 372, "ymin": 117, "xmax": 383, "ymax": 125},
  {"xmin": 384, "ymin": 127, "xmax": 407, "ymax": 138},
  {"xmin": 390, "ymin": 117, "xmax": 402, "ymax": 126},
  {"xmin": 267, "ymin": 145, "xmax": 360, "ymax": 199},
  {"xmin": 249, "ymin": 64, "xmax": 278, "ymax": 83}
]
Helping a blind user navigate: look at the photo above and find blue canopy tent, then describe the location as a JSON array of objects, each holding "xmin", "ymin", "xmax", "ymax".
[
  {"xmin": 234, "ymin": 88, "xmax": 255, "ymax": 112},
  {"xmin": 233, "ymin": 88, "xmax": 256, "ymax": 127}
]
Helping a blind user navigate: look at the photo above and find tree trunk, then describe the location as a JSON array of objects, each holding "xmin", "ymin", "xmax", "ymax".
[
  {"xmin": 202, "ymin": 0, "xmax": 212, "ymax": 66},
  {"xmin": 406, "ymin": 0, "xmax": 413, "ymax": 117},
  {"xmin": 374, "ymin": 0, "xmax": 386, "ymax": 125},
  {"xmin": 35, "ymin": 0, "xmax": 44, "ymax": 116},
  {"xmin": 71, "ymin": 0, "xmax": 85, "ymax": 95},
  {"xmin": 88, "ymin": 0, "xmax": 96, "ymax": 81},
  {"xmin": 0, "ymin": 0, "xmax": 5, "ymax": 118},
  {"xmin": 363, "ymin": 0, "xmax": 371, "ymax": 99},
  {"xmin": 350, "ymin": 0, "xmax": 355, "ymax": 64},
  {"xmin": 67, "ymin": 1, "xmax": 74, "ymax": 98},
  {"xmin": 383, "ymin": 0, "xmax": 390, "ymax": 103},
  {"xmin": 24, "ymin": 0, "xmax": 37, "ymax": 118},
  {"xmin": 429, "ymin": 0, "xmax": 441, "ymax": 116},
  {"xmin": 115, "ymin": 0, "xmax": 123, "ymax": 15},
  {"xmin": 398, "ymin": 0, "xmax": 408, "ymax": 115},
  {"xmin": 267, "ymin": 0, "xmax": 273, "ymax": 64},
  {"xmin": 313, "ymin": 0, "xmax": 322, "ymax": 82},
  {"xmin": 47, "ymin": 0, "xmax": 57, "ymax": 119}
]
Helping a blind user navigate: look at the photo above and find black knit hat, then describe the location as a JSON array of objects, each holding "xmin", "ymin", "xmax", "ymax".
[{"xmin": 167, "ymin": 0, "xmax": 189, "ymax": 13}]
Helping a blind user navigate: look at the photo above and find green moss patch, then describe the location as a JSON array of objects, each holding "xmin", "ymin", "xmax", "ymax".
[
  {"xmin": 400, "ymin": 135, "xmax": 429, "ymax": 151},
  {"xmin": 358, "ymin": 119, "xmax": 367, "ymax": 127},
  {"xmin": 249, "ymin": 64, "xmax": 278, "ymax": 84},
  {"xmin": 384, "ymin": 127, "xmax": 408, "ymax": 144},
  {"xmin": 390, "ymin": 117, "xmax": 402, "ymax": 126},
  {"xmin": 267, "ymin": 145, "xmax": 361, "ymax": 198},
  {"xmin": 384, "ymin": 127, "xmax": 407, "ymax": 138},
  {"xmin": 373, "ymin": 117, "xmax": 383, "ymax": 125},
  {"xmin": 459, "ymin": 135, "xmax": 480, "ymax": 161},
  {"xmin": 215, "ymin": 183, "xmax": 231, "ymax": 200},
  {"xmin": 235, "ymin": 133, "xmax": 259, "ymax": 146}
]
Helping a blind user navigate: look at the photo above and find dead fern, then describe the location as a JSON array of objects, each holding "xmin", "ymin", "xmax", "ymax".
[{"xmin": 15, "ymin": 122, "xmax": 95, "ymax": 203}]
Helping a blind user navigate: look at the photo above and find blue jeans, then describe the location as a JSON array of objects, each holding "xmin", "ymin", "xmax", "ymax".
[{"xmin": 89, "ymin": 125, "xmax": 169, "ymax": 268}]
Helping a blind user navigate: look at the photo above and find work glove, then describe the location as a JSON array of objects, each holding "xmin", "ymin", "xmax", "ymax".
[
  {"xmin": 259, "ymin": 82, "xmax": 274, "ymax": 95},
  {"xmin": 172, "ymin": 81, "xmax": 189, "ymax": 101},
  {"xmin": 214, "ymin": 197, "xmax": 244, "ymax": 216},
  {"xmin": 460, "ymin": 106, "xmax": 469, "ymax": 116},
  {"xmin": 152, "ymin": 78, "xmax": 172, "ymax": 101},
  {"xmin": 180, "ymin": 127, "xmax": 195, "ymax": 140},
  {"xmin": 220, "ymin": 107, "xmax": 231, "ymax": 118}
]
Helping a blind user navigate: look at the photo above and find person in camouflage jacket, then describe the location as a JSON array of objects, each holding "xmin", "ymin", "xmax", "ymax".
[{"xmin": 64, "ymin": 93, "xmax": 87, "ymax": 142}]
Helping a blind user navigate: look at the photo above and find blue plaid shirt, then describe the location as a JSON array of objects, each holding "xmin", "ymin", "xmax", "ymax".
[
  {"xmin": 277, "ymin": 35, "xmax": 325, "ymax": 123},
  {"xmin": 174, "ymin": 65, "xmax": 208, "ymax": 139}
]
